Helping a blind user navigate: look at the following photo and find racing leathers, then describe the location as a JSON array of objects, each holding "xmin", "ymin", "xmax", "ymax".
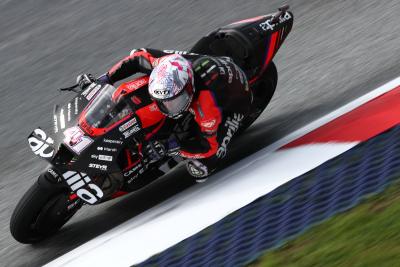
[{"xmin": 105, "ymin": 48, "xmax": 252, "ymax": 179}]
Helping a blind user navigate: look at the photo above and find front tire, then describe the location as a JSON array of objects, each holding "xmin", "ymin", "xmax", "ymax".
[{"xmin": 10, "ymin": 176, "xmax": 80, "ymax": 244}]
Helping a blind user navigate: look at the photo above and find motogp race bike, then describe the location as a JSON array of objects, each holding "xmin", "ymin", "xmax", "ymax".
[{"xmin": 10, "ymin": 5, "xmax": 293, "ymax": 243}]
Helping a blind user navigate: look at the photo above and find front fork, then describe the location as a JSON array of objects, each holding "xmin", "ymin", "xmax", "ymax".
[
  {"xmin": 42, "ymin": 166, "xmax": 106, "ymax": 206},
  {"xmin": 39, "ymin": 166, "xmax": 83, "ymax": 211}
]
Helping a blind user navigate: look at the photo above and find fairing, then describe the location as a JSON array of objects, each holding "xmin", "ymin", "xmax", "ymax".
[
  {"xmin": 27, "ymin": 6, "xmax": 293, "ymax": 205},
  {"xmin": 29, "ymin": 80, "xmax": 166, "ymax": 175},
  {"xmin": 191, "ymin": 10, "xmax": 293, "ymax": 81}
]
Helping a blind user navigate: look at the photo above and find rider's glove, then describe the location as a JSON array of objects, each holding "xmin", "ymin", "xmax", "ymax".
[
  {"xmin": 144, "ymin": 140, "xmax": 166, "ymax": 163},
  {"xmin": 143, "ymin": 137, "xmax": 181, "ymax": 163},
  {"xmin": 76, "ymin": 73, "xmax": 95, "ymax": 89},
  {"xmin": 165, "ymin": 136, "xmax": 180, "ymax": 156},
  {"xmin": 96, "ymin": 73, "xmax": 112, "ymax": 85}
]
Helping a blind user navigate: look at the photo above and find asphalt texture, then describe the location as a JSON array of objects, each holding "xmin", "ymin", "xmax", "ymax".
[{"xmin": 1, "ymin": 0, "xmax": 400, "ymax": 266}]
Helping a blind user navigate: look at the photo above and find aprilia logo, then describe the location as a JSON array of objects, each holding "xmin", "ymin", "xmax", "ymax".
[
  {"xmin": 28, "ymin": 129, "xmax": 55, "ymax": 158},
  {"xmin": 216, "ymin": 113, "xmax": 244, "ymax": 158},
  {"xmin": 62, "ymin": 171, "xmax": 103, "ymax": 204}
]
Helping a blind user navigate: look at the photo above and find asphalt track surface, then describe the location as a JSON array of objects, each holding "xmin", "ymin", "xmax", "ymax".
[{"xmin": 1, "ymin": 0, "xmax": 400, "ymax": 266}]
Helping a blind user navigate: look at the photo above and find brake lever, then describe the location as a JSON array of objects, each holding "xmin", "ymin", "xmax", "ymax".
[{"xmin": 59, "ymin": 83, "xmax": 80, "ymax": 92}]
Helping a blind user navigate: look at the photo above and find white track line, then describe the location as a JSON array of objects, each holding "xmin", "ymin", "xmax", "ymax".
[{"xmin": 46, "ymin": 76, "xmax": 400, "ymax": 267}]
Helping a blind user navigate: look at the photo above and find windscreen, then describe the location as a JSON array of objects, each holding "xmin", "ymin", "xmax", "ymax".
[{"xmin": 84, "ymin": 84, "xmax": 132, "ymax": 129}]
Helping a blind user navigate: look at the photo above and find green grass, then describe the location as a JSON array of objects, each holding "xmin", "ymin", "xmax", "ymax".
[{"xmin": 247, "ymin": 181, "xmax": 400, "ymax": 267}]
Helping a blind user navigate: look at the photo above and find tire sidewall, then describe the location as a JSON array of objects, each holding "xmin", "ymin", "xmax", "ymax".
[{"xmin": 10, "ymin": 173, "xmax": 72, "ymax": 243}]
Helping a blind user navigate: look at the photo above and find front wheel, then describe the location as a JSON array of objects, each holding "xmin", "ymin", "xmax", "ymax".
[{"xmin": 10, "ymin": 174, "xmax": 81, "ymax": 244}]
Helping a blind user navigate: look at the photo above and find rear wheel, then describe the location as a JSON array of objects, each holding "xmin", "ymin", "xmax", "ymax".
[
  {"xmin": 240, "ymin": 62, "xmax": 278, "ymax": 132},
  {"xmin": 10, "ymin": 174, "xmax": 81, "ymax": 244}
]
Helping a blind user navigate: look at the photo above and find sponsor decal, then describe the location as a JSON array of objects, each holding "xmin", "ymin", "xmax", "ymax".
[
  {"xmin": 99, "ymin": 154, "xmax": 112, "ymax": 161},
  {"xmin": 180, "ymin": 151, "xmax": 206, "ymax": 159},
  {"xmin": 86, "ymin": 84, "xmax": 101, "ymax": 100},
  {"xmin": 216, "ymin": 113, "xmax": 244, "ymax": 158},
  {"xmin": 201, "ymin": 119, "xmax": 216, "ymax": 129},
  {"xmin": 81, "ymin": 83, "xmax": 93, "ymax": 97},
  {"xmin": 53, "ymin": 114, "xmax": 59, "ymax": 133},
  {"xmin": 153, "ymin": 89, "xmax": 169, "ymax": 96},
  {"xmin": 60, "ymin": 108, "xmax": 66, "ymax": 129},
  {"xmin": 126, "ymin": 77, "xmax": 149, "ymax": 90},
  {"xmin": 104, "ymin": 147, "xmax": 117, "ymax": 152},
  {"xmin": 63, "ymin": 126, "xmax": 93, "ymax": 154},
  {"xmin": 103, "ymin": 138, "xmax": 123, "ymax": 145},
  {"xmin": 82, "ymin": 83, "xmax": 101, "ymax": 101},
  {"xmin": 259, "ymin": 12, "xmax": 291, "ymax": 31},
  {"xmin": 67, "ymin": 103, "xmax": 72, "ymax": 122},
  {"xmin": 47, "ymin": 168, "xmax": 60, "ymax": 181},
  {"xmin": 88, "ymin": 163, "xmax": 108, "ymax": 171},
  {"xmin": 124, "ymin": 163, "xmax": 149, "ymax": 184},
  {"xmin": 62, "ymin": 171, "xmax": 103, "ymax": 204},
  {"xmin": 123, "ymin": 125, "xmax": 141, "ymax": 139},
  {"xmin": 74, "ymin": 97, "xmax": 79, "ymax": 115},
  {"xmin": 123, "ymin": 163, "xmax": 143, "ymax": 177},
  {"xmin": 119, "ymin": 117, "xmax": 138, "ymax": 132},
  {"xmin": 163, "ymin": 50, "xmax": 198, "ymax": 56},
  {"xmin": 259, "ymin": 19, "xmax": 274, "ymax": 31},
  {"xmin": 28, "ymin": 129, "xmax": 54, "ymax": 158},
  {"xmin": 97, "ymin": 146, "xmax": 118, "ymax": 152},
  {"xmin": 224, "ymin": 61, "xmax": 233, "ymax": 84},
  {"xmin": 91, "ymin": 154, "xmax": 113, "ymax": 162}
]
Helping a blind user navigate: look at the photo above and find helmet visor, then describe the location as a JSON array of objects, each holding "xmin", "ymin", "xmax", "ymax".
[{"xmin": 157, "ymin": 89, "xmax": 190, "ymax": 117}]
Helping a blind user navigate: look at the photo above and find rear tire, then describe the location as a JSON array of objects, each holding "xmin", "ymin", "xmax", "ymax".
[{"xmin": 10, "ymin": 176, "xmax": 80, "ymax": 244}]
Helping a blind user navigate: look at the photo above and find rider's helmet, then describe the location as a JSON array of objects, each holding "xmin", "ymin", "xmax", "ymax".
[{"xmin": 148, "ymin": 54, "xmax": 194, "ymax": 119}]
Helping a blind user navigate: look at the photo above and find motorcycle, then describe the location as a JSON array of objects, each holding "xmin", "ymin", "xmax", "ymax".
[{"xmin": 10, "ymin": 5, "xmax": 293, "ymax": 243}]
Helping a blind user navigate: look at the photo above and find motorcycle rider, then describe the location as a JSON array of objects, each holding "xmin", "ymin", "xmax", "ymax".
[{"xmin": 78, "ymin": 48, "xmax": 252, "ymax": 182}]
